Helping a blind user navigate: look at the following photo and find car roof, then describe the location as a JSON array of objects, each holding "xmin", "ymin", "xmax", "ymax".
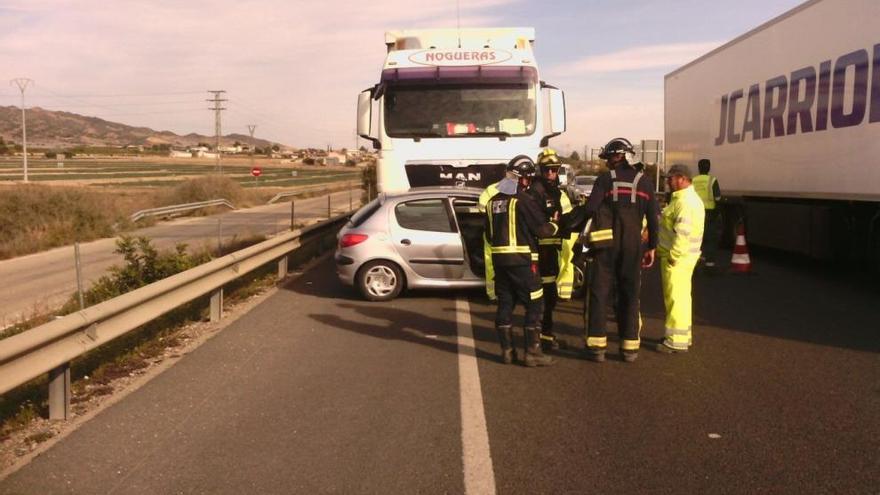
[{"xmin": 383, "ymin": 186, "xmax": 483, "ymax": 200}]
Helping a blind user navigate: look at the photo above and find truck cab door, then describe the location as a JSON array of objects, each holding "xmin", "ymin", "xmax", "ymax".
[{"xmin": 389, "ymin": 197, "xmax": 465, "ymax": 280}]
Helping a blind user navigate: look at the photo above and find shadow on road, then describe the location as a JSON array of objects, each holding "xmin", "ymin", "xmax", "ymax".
[
  {"xmin": 308, "ymin": 302, "xmax": 499, "ymax": 363},
  {"xmin": 285, "ymin": 250, "xmax": 878, "ymax": 356},
  {"xmin": 670, "ymin": 248, "xmax": 879, "ymax": 352}
]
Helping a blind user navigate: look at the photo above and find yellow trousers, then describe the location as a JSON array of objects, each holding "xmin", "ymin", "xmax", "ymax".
[{"xmin": 660, "ymin": 256, "xmax": 698, "ymax": 350}]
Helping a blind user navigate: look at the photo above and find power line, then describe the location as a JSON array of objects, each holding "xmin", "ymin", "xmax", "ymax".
[
  {"xmin": 24, "ymin": 90, "xmax": 206, "ymax": 98},
  {"xmin": 19, "ymin": 100, "xmax": 202, "ymax": 108}
]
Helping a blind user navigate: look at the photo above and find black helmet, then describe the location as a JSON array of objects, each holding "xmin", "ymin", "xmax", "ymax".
[
  {"xmin": 507, "ymin": 155, "xmax": 537, "ymax": 178},
  {"xmin": 598, "ymin": 137, "xmax": 634, "ymax": 159}
]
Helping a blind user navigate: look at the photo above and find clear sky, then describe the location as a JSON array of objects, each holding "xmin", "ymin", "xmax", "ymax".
[{"xmin": 0, "ymin": 0, "xmax": 804, "ymax": 152}]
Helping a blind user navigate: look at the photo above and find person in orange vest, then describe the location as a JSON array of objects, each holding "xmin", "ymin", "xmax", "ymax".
[{"xmin": 693, "ymin": 159, "xmax": 722, "ymax": 267}]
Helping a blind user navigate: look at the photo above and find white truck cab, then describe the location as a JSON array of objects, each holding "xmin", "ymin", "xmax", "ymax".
[{"xmin": 357, "ymin": 28, "xmax": 566, "ymax": 192}]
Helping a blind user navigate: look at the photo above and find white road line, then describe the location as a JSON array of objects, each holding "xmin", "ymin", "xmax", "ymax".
[{"xmin": 456, "ymin": 297, "xmax": 497, "ymax": 495}]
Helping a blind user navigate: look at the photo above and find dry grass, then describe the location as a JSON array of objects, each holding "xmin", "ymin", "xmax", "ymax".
[
  {"xmin": 159, "ymin": 174, "xmax": 261, "ymax": 208},
  {"xmin": 0, "ymin": 176, "xmax": 253, "ymax": 260},
  {"xmin": 0, "ymin": 184, "xmax": 157, "ymax": 259}
]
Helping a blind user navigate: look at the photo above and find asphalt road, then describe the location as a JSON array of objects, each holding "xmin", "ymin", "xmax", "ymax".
[
  {"xmin": 1, "ymin": 252, "xmax": 878, "ymax": 494},
  {"xmin": 0, "ymin": 190, "xmax": 362, "ymax": 326}
]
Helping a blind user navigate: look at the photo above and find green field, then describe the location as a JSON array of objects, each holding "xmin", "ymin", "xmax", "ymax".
[{"xmin": 0, "ymin": 160, "xmax": 360, "ymax": 188}]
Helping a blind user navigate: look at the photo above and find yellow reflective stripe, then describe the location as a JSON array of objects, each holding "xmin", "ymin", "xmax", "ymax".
[
  {"xmin": 530, "ymin": 288, "xmax": 543, "ymax": 300},
  {"xmin": 541, "ymin": 275, "xmax": 556, "ymax": 283},
  {"xmin": 586, "ymin": 336, "xmax": 607, "ymax": 348},
  {"xmin": 539, "ymin": 238, "xmax": 563, "ymax": 245},
  {"xmin": 549, "ymin": 222, "xmax": 559, "ymax": 235},
  {"xmin": 621, "ymin": 339, "xmax": 641, "ymax": 351},
  {"xmin": 491, "ymin": 246, "xmax": 531, "ymax": 254},
  {"xmin": 560, "ymin": 193, "xmax": 573, "ymax": 214},
  {"xmin": 487, "ymin": 203, "xmax": 494, "ymax": 237},
  {"xmin": 531, "ymin": 252, "xmax": 540, "ymax": 261},
  {"xmin": 664, "ymin": 328, "xmax": 691, "ymax": 347},
  {"xmin": 590, "ymin": 229, "xmax": 613, "ymax": 242},
  {"xmin": 540, "ymin": 334, "xmax": 555, "ymax": 341},
  {"xmin": 508, "ymin": 198, "xmax": 517, "ymax": 248}
]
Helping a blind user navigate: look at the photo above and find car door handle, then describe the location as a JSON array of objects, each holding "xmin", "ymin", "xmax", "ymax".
[{"xmin": 400, "ymin": 239, "xmax": 411, "ymax": 246}]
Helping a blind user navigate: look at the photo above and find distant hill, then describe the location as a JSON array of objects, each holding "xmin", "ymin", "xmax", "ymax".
[{"xmin": 0, "ymin": 106, "xmax": 282, "ymax": 149}]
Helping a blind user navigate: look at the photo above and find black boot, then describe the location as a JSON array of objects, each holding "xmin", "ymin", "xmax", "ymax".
[
  {"xmin": 540, "ymin": 328, "xmax": 560, "ymax": 352},
  {"xmin": 496, "ymin": 325, "xmax": 516, "ymax": 364},
  {"xmin": 583, "ymin": 347, "xmax": 606, "ymax": 363},
  {"xmin": 524, "ymin": 326, "xmax": 555, "ymax": 367}
]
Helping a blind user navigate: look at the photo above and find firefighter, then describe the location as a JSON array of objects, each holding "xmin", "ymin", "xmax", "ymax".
[
  {"xmin": 656, "ymin": 164, "xmax": 705, "ymax": 353},
  {"xmin": 529, "ymin": 148, "xmax": 578, "ymax": 350},
  {"xmin": 582, "ymin": 138, "xmax": 660, "ymax": 363},
  {"xmin": 693, "ymin": 158, "xmax": 722, "ymax": 267},
  {"xmin": 485, "ymin": 155, "xmax": 559, "ymax": 367}
]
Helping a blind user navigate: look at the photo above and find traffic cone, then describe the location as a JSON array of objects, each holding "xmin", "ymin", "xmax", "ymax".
[{"xmin": 730, "ymin": 222, "xmax": 752, "ymax": 273}]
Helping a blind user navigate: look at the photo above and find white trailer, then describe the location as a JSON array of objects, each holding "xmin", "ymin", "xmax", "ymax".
[
  {"xmin": 665, "ymin": 0, "xmax": 880, "ymax": 269},
  {"xmin": 357, "ymin": 28, "xmax": 566, "ymax": 192}
]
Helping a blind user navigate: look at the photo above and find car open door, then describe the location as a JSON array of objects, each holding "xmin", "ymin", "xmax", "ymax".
[{"xmin": 450, "ymin": 196, "xmax": 486, "ymax": 279}]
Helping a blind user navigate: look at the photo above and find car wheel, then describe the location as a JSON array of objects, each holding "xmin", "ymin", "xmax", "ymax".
[{"xmin": 356, "ymin": 260, "xmax": 404, "ymax": 301}]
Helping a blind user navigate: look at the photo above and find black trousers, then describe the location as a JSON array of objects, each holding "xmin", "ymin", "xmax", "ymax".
[
  {"xmin": 542, "ymin": 282, "xmax": 558, "ymax": 334},
  {"xmin": 702, "ymin": 209, "xmax": 721, "ymax": 262},
  {"xmin": 495, "ymin": 264, "xmax": 543, "ymax": 329},
  {"xmin": 587, "ymin": 206, "xmax": 642, "ymax": 347}
]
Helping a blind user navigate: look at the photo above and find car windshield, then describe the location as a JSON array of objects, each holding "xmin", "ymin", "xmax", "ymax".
[
  {"xmin": 576, "ymin": 176, "xmax": 596, "ymax": 185},
  {"xmin": 383, "ymin": 83, "xmax": 536, "ymax": 138}
]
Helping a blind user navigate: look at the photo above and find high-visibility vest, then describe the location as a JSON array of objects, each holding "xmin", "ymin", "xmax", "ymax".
[
  {"xmin": 479, "ymin": 183, "xmax": 500, "ymax": 300},
  {"xmin": 658, "ymin": 185, "xmax": 705, "ymax": 261},
  {"xmin": 692, "ymin": 174, "xmax": 717, "ymax": 210},
  {"xmin": 534, "ymin": 186, "xmax": 577, "ymax": 298},
  {"xmin": 486, "ymin": 196, "xmax": 536, "ymax": 265}
]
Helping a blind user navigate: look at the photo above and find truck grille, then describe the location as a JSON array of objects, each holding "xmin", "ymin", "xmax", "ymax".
[{"xmin": 405, "ymin": 163, "xmax": 506, "ymax": 188}]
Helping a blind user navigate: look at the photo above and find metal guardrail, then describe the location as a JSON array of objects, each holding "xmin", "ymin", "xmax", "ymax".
[
  {"xmin": 0, "ymin": 214, "xmax": 350, "ymax": 418},
  {"xmin": 130, "ymin": 199, "xmax": 236, "ymax": 222},
  {"xmin": 267, "ymin": 182, "xmax": 361, "ymax": 204}
]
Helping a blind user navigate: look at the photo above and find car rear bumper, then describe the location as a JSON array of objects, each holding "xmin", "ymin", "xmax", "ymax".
[{"xmin": 335, "ymin": 252, "xmax": 357, "ymax": 286}]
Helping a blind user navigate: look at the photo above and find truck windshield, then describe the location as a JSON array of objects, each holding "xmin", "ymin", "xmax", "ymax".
[{"xmin": 384, "ymin": 82, "xmax": 536, "ymax": 138}]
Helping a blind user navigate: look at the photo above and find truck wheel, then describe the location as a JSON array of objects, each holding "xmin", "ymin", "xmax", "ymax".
[{"xmin": 356, "ymin": 260, "xmax": 404, "ymax": 301}]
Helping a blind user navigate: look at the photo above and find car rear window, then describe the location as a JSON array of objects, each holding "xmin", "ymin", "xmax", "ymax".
[
  {"xmin": 395, "ymin": 199, "xmax": 455, "ymax": 233},
  {"xmin": 349, "ymin": 196, "xmax": 382, "ymax": 227}
]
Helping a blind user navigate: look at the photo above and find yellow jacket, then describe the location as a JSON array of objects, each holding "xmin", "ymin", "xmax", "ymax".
[{"xmin": 658, "ymin": 185, "xmax": 705, "ymax": 262}]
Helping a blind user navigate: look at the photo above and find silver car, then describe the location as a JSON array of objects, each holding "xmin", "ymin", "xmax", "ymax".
[
  {"xmin": 335, "ymin": 187, "xmax": 487, "ymax": 301},
  {"xmin": 569, "ymin": 175, "xmax": 597, "ymax": 202}
]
